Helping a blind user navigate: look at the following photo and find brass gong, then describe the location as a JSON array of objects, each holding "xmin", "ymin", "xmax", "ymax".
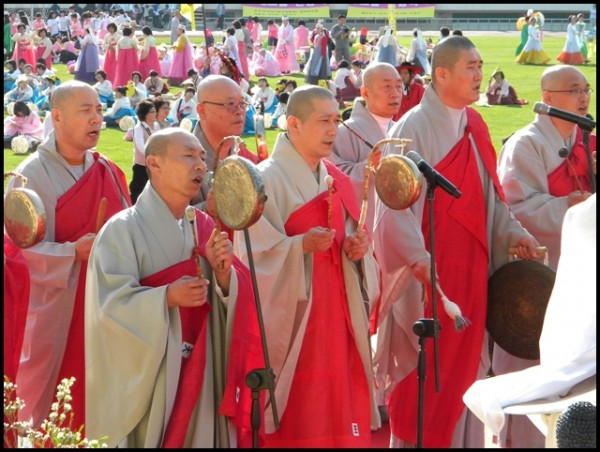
[
  {"xmin": 212, "ymin": 155, "xmax": 268, "ymax": 230},
  {"xmin": 4, "ymin": 172, "xmax": 47, "ymax": 248},
  {"xmin": 375, "ymin": 154, "xmax": 422, "ymax": 210}
]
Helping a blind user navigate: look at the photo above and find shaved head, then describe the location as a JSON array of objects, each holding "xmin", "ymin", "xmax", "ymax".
[
  {"xmin": 362, "ymin": 62, "xmax": 399, "ymax": 89},
  {"xmin": 431, "ymin": 36, "xmax": 477, "ymax": 84},
  {"xmin": 287, "ymin": 85, "xmax": 336, "ymax": 122},
  {"xmin": 541, "ymin": 65, "xmax": 587, "ymax": 91},
  {"xmin": 196, "ymin": 74, "xmax": 242, "ymax": 103},
  {"xmin": 51, "ymin": 80, "xmax": 98, "ymax": 109}
]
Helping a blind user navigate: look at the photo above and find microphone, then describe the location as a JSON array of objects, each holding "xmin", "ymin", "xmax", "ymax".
[
  {"xmin": 533, "ymin": 102, "xmax": 596, "ymax": 131},
  {"xmin": 405, "ymin": 151, "xmax": 462, "ymax": 199}
]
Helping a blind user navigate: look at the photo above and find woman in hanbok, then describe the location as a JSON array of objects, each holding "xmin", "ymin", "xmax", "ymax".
[
  {"xmin": 168, "ymin": 24, "xmax": 194, "ymax": 86},
  {"xmin": 233, "ymin": 20, "xmax": 250, "ymax": 80},
  {"xmin": 69, "ymin": 12, "xmax": 84, "ymax": 39},
  {"xmin": 3, "ymin": 101, "xmax": 44, "ymax": 151},
  {"xmin": 4, "ymin": 76, "xmax": 33, "ymax": 103},
  {"xmin": 144, "ymin": 70, "xmax": 164, "ymax": 97},
  {"xmin": 304, "ymin": 23, "xmax": 331, "ymax": 85},
  {"xmin": 252, "ymin": 77, "xmax": 278, "ymax": 114},
  {"xmin": 102, "ymin": 22, "xmax": 121, "ymax": 85},
  {"xmin": 294, "ymin": 20, "xmax": 310, "ymax": 70},
  {"xmin": 158, "ymin": 44, "xmax": 173, "ymax": 78},
  {"xmin": 11, "ymin": 24, "xmax": 36, "ymax": 67},
  {"xmin": 93, "ymin": 69, "xmax": 114, "ymax": 105},
  {"xmin": 138, "ymin": 26, "xmax": 161, "ymax": 79},
  {"xmin": 557, "ymin": 15, "xmax": 586, "ymax": 65},
  {"xmin": 407, "ymin": 28, "xmax": 431, "ymax": 75},
  {"xmin": 251, "ymin": 45, "xmax": 281, "ymax": 77},
  {"xmin": 33, "ymin": 28, "xmax": 53, "ymax": 70},
  {"xmin": 575, "ymin": 13, "xmax": 589, "ymax": 60},
  {"xmin": 113, "ymin": 26, "xmax": 140, "ymax": 89},
  {"xmin": 516, "ymin": 17, "xmax": 551, "ymax": 64},
  {"xmin": 375, "ymin": 26, "xmax": 400, "ymax": 66},
  {"xmin": 74, "ymin": 27, "xmax": 100, "ymax": 85},
  {"xmin": 96, "ymin": 12, "xmax": 111, "ymax": 42},
  {"xmin": 275, "ymin": 17, "xmax": 299, "ymax": 74}
]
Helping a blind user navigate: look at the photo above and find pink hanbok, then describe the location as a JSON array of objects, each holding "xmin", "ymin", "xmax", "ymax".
[
  {"xmin": 12, "ymin": 32, "xmax": 36, "ymax": 66},
  {"xmin": 34, "ymin": 36, "xmax": 53, "ymax": 69},
  {"xmin": 4, "ymin": 111, "xmax": 44, "ymax": 145},
  {"xmin": 139, "ymin": 35, "xmax": 161, "ymax": 79},
  {"xmin": 168, "ymin": 33, "xmax": 194, "ymax": 85},
  {"xmin": 236, "ymin": 28, "xmax": 250, "ymax": 79},
  {"xmin": 275, "ymin": 23, "xmax": 300, "ymax": 73},
  {"xmin": 114, "ymin": 35, "xmax": 140, "ymax": 88},
  {"xmin": 102, "ymin": 32, "xmax": 121, "ymax": 84},
  {"xmin": 251, "ymin": 48, "xmax": 281, "ymax": 77}
]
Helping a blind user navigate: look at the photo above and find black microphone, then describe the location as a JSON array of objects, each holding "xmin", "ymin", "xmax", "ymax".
[
  {"xmin": 406, "ymin": 151, "xmax": 462, "ymax": 198},
  {"xmin": 533, "ymin": 102, "xmax": 596, "ymax": 131}
]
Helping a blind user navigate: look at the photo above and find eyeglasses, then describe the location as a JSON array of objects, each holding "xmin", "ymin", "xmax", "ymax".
[
  {"xmin": 544, "ymin": 88, "xmax": 593, "ymax": 97},
  {"xmin": 202, "ymin": 100, "xmax": 250, "ymax": 112}
]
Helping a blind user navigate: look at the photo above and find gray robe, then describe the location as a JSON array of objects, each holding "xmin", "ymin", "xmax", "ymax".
[{"xmin": 85, "ymin": 184, "xmax": 239, "ymax": 447}]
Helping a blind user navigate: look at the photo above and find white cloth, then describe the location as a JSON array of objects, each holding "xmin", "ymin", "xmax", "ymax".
[{"xmin": 463, "ymin": 194, "xmax": 596, "ymax": 435}]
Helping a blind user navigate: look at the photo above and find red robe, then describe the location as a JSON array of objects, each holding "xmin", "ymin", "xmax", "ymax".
[
  {"xmin": 388, "ymin": 108, "xmax": 506, "ymax": 447},
  {"xmin": 155, "ymin": 210, "xmax": 264, "ymax": 448},
  {"xmin": 53, "ymin": 153, "xmax": 130, "ymax": 434},
  {"xmin": 547, "ymin": 127, "xmax": 595, "ymax": 196},
  {"xmin": 263, "ymin": 162, "xmax": 372, "ymax": 448},
  {"xmin": 393, "ymin": 81, "xmax": 425, "ymax": 121}
]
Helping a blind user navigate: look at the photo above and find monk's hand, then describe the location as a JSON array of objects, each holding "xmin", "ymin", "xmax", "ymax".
[
  {"xmin": 567, "ymin": 190, "xmax": 592, "ymax": 207},
  {"xmin": 75, "ymin": 232, "xmax": 96, "ymax": 262},
  {"xmin": 512, "ymin": 234, "xmax": 541, "ymax": 261},
  {"xmin": 342, "ymin": 228, "xmax": 369, "ymax": 261},
  {"xmin": 166, "ymin": 275, "xmax": 209, "ymax": 308},
  {"xmin": 303, "ymin": 227, "xmax": 335, "ymax": 253},
  {"xmin": 411, "ymin": 257, "xmax": 432, "ymax": 286},
  {"xmin": 206, "ymin": 228, "xmax": 232, "ymax": 296}
]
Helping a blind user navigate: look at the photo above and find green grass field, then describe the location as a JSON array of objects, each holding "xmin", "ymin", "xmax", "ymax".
[{"xmin": 4, "ymin": 34, "xmax": 596, "ymax": 188}]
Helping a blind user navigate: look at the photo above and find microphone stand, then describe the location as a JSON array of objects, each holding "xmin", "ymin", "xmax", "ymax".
[
  {"xmin": 413, "ymin": 178, "xmax": 442, "ymax": 449},
  {"xmin": 243, "ymin": 228, "xmax": 279, "ymax": 448}
]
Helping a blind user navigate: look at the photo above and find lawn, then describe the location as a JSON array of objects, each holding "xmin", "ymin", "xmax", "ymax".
[{"xmin": 4, "ymin": 34, "xmax": 597, "ymax": 188}]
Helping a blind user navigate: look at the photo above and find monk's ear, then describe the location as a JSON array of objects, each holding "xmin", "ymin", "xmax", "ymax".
[
  {"xmin": 146, "ymin": 154, "xmax": 160, "ymax": 174},
  {"xmin": 434, "ymin": 66, "xmax": 448, "ymax": 84}
]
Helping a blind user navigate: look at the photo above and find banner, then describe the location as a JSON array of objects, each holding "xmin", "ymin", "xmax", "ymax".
[
  {"xmin": 347, "ymin": 4, "xmax": 435, "ymax": 19},
  {"xmin": 180, "ymin": 3, "xmax": 199, "ymax": 31},
  {"xmin": 388, "ymin": 4, "xmax": 396, "ymax": 33},
  {"xmin": 243, "ymin": 4, "xmax": 330, "ymax": 18}
]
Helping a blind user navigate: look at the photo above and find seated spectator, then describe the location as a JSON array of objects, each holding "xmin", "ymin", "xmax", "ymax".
[
  {"xmin": 251, "ymin": 77, "xmax": 278, "ymax": 113},
  {"xmin": 104, "ymin": 85, "xmax": 136, "ymax": 127},
  {"xmin": 333, "ymin": 59, "xmax": 360, "ymax": 101},
  {"xmin": 5, "ymin": 76, "xmax": 34, "ymax": 103},
  {"xmin": 485, "ymin": 70, "xmax": 528, "ymax": 105},
  {"xmin": 144, "ymin": 69, "xmax": 165, "ymax": 97},
  {"xmin": 4, "ymin": 100, "xmax": 44, "ymax": 151},
  {"xmin": 181, "ymin": 67, "xmax": 202, "ymax": 92},
  {"xmin": 93, "ymin": 69, "xmax": 114, "ymax": 106},
  {"xmin": 152, "ymin": 97, "xmax": 173, "ymax": 129},
  {"xmin": 250, "ymin": 46, "xmax": 281, "ymax": 77},
  {"xmin": 35, "ymin": 74, "xmax": 59, "ymax": 112},
  {"xmin": 351, "ymin": 60, "xmax": 364, "ymax": 88},
  {"xmin": 4, "ymin": 60, "xmax": 22, "ymax": 92},
  {"xmin": 168, "ymin": 86, "xmax": 198, "ymax": 126},
  {"xmin": 270, "ymin": 90, "xmax": 289, "ymax": 129},
  {"xmin": 127, "ymin": 71, "xmax": 148, "ymax": 108}
]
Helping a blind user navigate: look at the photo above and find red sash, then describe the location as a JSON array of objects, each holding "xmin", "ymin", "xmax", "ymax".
[
  {"xmin": 142, "ymin": 258, "xmax": 210, "ymax": 449},
  {"xmin": 388, "ymin": 108, "xmax": 495, "ymax": 447},
  {"xmin": 4, "ymin": 235, "xmax": 30, "ymax": 384},
  {"xmin": 53, "ymin": 153, "xmax": 130, "ymax": 434},
  {"xmin": 264, "ymin": 163, "xmax": 371, "ymax": 447},
  {"xmin": 547, "ymin": 128, "xmax": 595, "ymax": 196}
]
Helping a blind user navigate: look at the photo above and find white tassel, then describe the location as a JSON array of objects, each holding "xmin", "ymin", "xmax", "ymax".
[{"xmin": 436, "ymin": 283, "xmax": 471, "ymax": 332}]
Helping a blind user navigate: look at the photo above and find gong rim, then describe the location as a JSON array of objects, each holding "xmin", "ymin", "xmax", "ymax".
[{"xmin": 487, "ymin": 260, "xmax": 556, "ymax": 360}]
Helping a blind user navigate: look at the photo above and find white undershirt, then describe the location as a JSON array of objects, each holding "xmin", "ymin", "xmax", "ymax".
[
  {"xmin": 444, "ymin": 105, "xmax": 466, "ymax": 143},
  {"xmin": 369, "ymin": 111, "xmax": 394, "ymax": 136}
]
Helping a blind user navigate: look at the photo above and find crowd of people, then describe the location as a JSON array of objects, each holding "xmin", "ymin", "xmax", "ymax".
[{"xmin": 4, "ymin": 4, "xmax": 597, "ymax": 450}]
